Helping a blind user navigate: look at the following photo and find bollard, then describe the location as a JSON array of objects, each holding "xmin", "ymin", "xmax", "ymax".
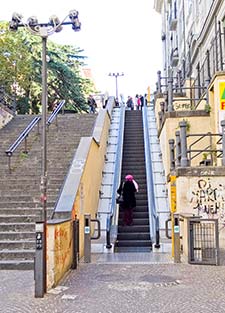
[
  {"xmin": 173, "ymin": 214, "xmax": 181, "ymax": 263},
  {"xmin": 84, "ymin": 214, "xmax": 91, "ymax": 263},
  {"xmin": 34, "ymin": 222, "xmax": 45, "ymax": 298},
  {"xmin": 71, "ymin": 219, "xmax": 79, "ymax": 269}
]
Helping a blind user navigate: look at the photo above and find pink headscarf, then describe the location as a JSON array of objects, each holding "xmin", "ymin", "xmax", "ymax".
[
  {"xmin": 125, "ymin": 174, "xmax": 133, "ymax": 181},
  {"xmin": 125, "ymin": 174, "xmax": 139, "ymax": 192}
]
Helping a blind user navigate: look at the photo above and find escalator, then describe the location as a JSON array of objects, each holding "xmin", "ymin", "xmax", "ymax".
[{"xmin": 115, "ymin": 110, "xmax": 152, "ymax": 252}]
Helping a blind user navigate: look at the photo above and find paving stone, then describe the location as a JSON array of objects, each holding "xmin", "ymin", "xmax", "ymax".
[{"xmin": 1, "ymin": 252, "xmax": 225, "ymax": 313}]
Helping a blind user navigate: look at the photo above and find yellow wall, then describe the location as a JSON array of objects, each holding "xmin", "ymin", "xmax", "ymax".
[{"xmin": 73, "ymin": 115, "xmax": 110, "ymax": 257}]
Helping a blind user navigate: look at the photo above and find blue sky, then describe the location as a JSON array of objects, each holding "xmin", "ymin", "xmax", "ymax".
[{"xmin": 1, "ymin": 0, "xmax": 162, "ymax": 98}]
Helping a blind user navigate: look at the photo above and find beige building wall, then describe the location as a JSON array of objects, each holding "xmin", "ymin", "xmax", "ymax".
[
  {"xmin": 159, "ymin": 114, "xmax": 211, "ymax": 177},
  {"xmin": 176, "ymin": 173, "xmax": 225, "ymax": 249}
]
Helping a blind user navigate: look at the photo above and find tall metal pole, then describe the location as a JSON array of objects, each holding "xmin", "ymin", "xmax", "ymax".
[
  {"xmin": 115, "ymin": 75, "xmax": 118, "ymax": 100},
  {"xmin": 109, "ymin": 72, "xmax": 124, "ymax": 100},
  {"xmin": 9, "ymin": 10, "xmax": 81, "ymax": 298},
  {"xmin": 41, "ymin": 32, "xmax": 48, "ymax": 293}
]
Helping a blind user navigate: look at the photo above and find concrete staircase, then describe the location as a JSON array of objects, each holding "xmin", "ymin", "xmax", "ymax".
[
  {"xmin": 0, "ymin": 113, "xmax": 96, "ymax": 269},
  {"xmin": 115, "ymin": 110, "xmax": 152, "ymax": 252}
]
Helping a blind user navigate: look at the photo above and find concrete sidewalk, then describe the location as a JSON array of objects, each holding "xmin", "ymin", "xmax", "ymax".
[{"xmin": 1, "ymin": 253, "xmax": 225, "ymax": 313}]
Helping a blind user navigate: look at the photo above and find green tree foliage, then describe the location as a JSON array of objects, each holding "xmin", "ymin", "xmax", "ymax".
[{"xmin": 0, "ymin": 21, "xmax": 96, "ymax": 113}]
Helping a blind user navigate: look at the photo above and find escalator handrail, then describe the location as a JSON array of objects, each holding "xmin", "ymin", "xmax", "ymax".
[
  {"xmin": 142, "ymin": 104, "xmax": 160, "ymax": 245},
  {"xmin": 106, "ymin": 103, "xmax": 125, "ymax": 247}
]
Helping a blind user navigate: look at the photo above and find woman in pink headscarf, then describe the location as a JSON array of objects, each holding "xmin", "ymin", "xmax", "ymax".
[{"xmin": 117, "ymin": 174, "xmax": 138, "ymax": 226}]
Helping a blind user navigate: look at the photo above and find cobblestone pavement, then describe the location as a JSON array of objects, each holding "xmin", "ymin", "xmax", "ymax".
[{"xmin": 1, "ymin": 253, "xmax": 225, "ymax": 313}]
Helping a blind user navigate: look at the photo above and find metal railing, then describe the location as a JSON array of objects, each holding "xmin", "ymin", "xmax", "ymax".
[
  {"xmin": 47, "ymin": 100, "xmax": 65, "ymax": 128},
  {"xmin": 142, "ymin": 105, "xmax": 160, "ymax": 248},
  {"xmin": 5, "ymin": 116, "xmax": 41, "ymax": 172},
  {"xmin": 5, "ymin": 100, "xmax": 66, "ymax": 172},
  {"xmin": 169, "ymin": 120, "xmax": 225, "ymax": 169},
  {"xmin": 106, "ymin": 103, "xmax": 125, "ymax": 248}
]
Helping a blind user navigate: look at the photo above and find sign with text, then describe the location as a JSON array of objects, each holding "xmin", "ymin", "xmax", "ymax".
[
  {"xmin": 219, "ymin": 81, "xmax": 225, "ymax": 110},
  {"xmin": 170, "ymin": 175, "xmax": 176, "ymax": 213}
]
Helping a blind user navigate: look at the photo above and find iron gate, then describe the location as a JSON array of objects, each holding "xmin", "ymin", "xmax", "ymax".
[{"xmin": 188, "ymin": 218, "xmax": 219, "ymax": 265}]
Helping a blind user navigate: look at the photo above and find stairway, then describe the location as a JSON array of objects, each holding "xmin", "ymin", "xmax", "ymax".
[
  {"xmin": 0, "ymin": 113, "xmax": 96, "ymax": 269},
  {"xmin": 115, "ymin": 110, "xmax": 152, "ymax": 252}
]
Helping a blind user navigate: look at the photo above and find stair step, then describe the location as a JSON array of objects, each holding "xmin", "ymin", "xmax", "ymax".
[
  {"xmin": 0, "ymin": 223, "xmax": 35, "ymax": 231},
  {"xmin": 117, "ymin": 232, "xmax": 150, "ymax": 240},
  {"xmin": 119, "ymin": 212, "xmax": 149, "ymax": 219},
  {"xmin": 115, "ymin": 246, "xmax": 152, "ymax": 252},
  {"xmin": 0, "ymin": 240, "xmax": 35, "ymax": 250},
  {"xmin": 0, "ymin": 231, "xmax": 35, "ymax": 240},
  {"xmin": 0, "ymin": 201, "xmax": 55, "ymax": 208},
  {"xmin": 116, "ymin": 240, "xmax": 152, "ymax": 247},
  {"xmin": 0, "ymin": 249, "xmax": 35, "ymax": 260},
  {"xmin": 118, "ymin": 225, "xmax": 149, "ymax": 233},
  {"xmin": 118, "ymin": 218, "xmax": 149, "ymax": 225},
  {"xmin": 0, "ymin": 214, "xmax": 37, "ymax": 223},
  {"xmin": 0, "ymin": 259, "xmax": 34, "ymax": 270}
]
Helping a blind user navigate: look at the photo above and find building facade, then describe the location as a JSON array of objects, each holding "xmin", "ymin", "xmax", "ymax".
[{"xmin": 153, "ymin": 0, "xmax": 225, "ymax": 262}]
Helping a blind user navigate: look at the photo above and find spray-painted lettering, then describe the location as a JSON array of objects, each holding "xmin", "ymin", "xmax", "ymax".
[{"xmin": 189, "ymin": 178, "xmax": 225, "ymax": 223}]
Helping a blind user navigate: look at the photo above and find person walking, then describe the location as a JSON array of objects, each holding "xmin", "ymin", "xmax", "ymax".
[
  {"xmin": 126, "ymin": 96, "xmax": 134, "ymax": 110},
  {"xmin": 87, "ymin": 95, "xmax": 97, "ymax": 113},
  {"xmin": 117, "ymin": 174, "xmax": 138, "ymax": 226}
]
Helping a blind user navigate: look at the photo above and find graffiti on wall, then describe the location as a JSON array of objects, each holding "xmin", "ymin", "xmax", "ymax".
[
  {"xmin": 54, "ymin": 224, "xmax": 72, "ymax": 268},
  {"xmin": 174, "ymin": 102, "xmax": 191, "ymax": 110},
  {"xmin": 189, "ymin": 178, "xmax": 225, "ymax": 223}
]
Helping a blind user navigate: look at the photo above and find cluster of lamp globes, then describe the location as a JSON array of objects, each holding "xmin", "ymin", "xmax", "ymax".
[{"xmin": 9, "ymin": 10, "xmax": 81, "ymax": 34}]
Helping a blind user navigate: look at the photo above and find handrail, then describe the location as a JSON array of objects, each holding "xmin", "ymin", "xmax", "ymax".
[
  {"xmin": 142, "ymin": 104, "xmax": 160, "ymax": 248},
  {"xmin": 5, "ymin": 116, "xmax": 41, "ymax": 172},
  {"xmin": 47, "ymin": 100, "xmax": 65, "ymax": 127},
  {"xmin": 106, "ymin": 103, "xmax": 125, "ymax": 248}
]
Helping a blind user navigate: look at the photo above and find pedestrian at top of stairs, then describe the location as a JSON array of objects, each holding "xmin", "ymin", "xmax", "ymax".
[{"xmin": 117, "ymin": 174, "xmax": 138, "ymax": 226}]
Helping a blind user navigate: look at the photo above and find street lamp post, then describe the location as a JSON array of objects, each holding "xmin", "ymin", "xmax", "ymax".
[
  {"xmin": 108, "ymin": 72, "xmax": 124, "ymax": 100},
  {"xmin": 9, "ymin": 10, "xmax": 81, "ymax": 298}
]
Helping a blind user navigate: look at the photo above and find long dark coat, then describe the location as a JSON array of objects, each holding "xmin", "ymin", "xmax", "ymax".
[{"xmin": 117, "ymin": 180, "xmax": 136, "ymax": 209}]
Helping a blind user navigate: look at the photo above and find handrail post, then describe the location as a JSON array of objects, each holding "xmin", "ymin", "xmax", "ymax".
[
  {"xmin": 154, "ymin": 216, "xmax": 160, "ymax": 248},
  {"xmin": 157, "ymin": 70, "xmax": 162, "ymax": 93},
  {"xmin": 24, "ymin": 136, "xmax": 28, "ymax": 154},
  {"xmin": 168, "ymin": 68, "xmax": 174, "ymax": 112},
  {"xmin": 179, "ymin": 121, "xmax": 188, "ymax": 167},
  {"xmin": 177, "ymin": 70, "xmax": 182, "ymax": 94},
  {"xmin": 106, "ymin": 217, "xmax": 112, "ymax": 249},
  {"xmin": 221, "ymin": 120, "xmax": 225, "ymax": 166},
  {"xmin": 175, "ymin": 131, "xmax": 181, "ymax": 167},
  {"xmin": 37, "ymin": 119, "xmax": 40, "ymax": 135},
  {"xmin": 8, "ymin": 155, "xmax": 12, "ymax": 174},
  {"xmin": 71, "ymin": 219, "xmax": 79, "ymax": 269},
  {"xmin": 169, "ymin": 139, "xmax": 175, "ymax": 170}
]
